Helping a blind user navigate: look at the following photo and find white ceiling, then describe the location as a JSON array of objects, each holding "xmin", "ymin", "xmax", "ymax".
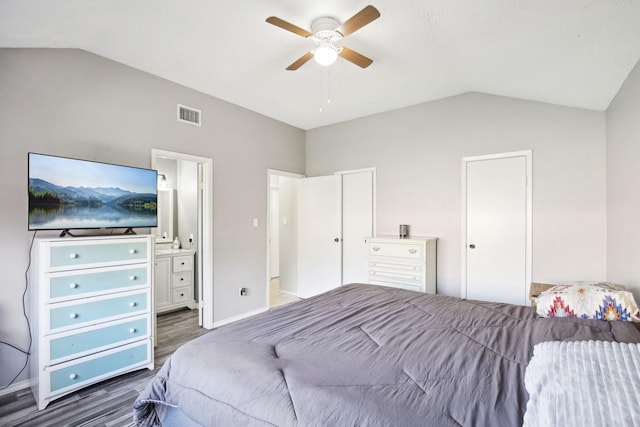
[{"xmin": 1, "ymin": 0, "xmax": 639, "ymax": 130}]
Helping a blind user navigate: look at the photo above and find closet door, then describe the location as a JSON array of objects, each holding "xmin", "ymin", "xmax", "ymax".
[
  {"xmin": 341, "ymin": 170, "xmax": 374, "ymax": 285},
  {"xmin": 463, "ymin": 152, "xmax": 531, "ymax": 305},
  {"xmin": 297, "ymin": 175, "xmax": 342, "ymax": 298}
]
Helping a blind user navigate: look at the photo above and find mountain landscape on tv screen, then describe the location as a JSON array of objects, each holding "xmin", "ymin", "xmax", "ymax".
[
  {"xmin": 29, "ymin": 178, "xmax": 157, "ymax": 208},
  {"xmin": 28, "ymin": 178, "xmax": 157, "ymax": 229}
]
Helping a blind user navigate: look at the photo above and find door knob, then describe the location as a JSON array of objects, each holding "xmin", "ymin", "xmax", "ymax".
[
  {"xmin": 334, "ymin": 238, "xmax": 340, "ymax": 242},
  {"xmin": 469, "ymin": 244, "xmax": 476, "ymax": 249}
]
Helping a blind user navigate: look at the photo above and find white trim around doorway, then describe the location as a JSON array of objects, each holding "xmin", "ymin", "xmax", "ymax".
[
  {"xmin": 152, "ymin": 149, "xmax": 214, "ymax": 329},
  {"xmin": 266, "ymin": 169, "xmax": 305, "ymax": 309}
]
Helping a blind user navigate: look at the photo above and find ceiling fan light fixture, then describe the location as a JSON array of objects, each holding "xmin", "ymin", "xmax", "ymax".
[
  {"xmin": 314, "ymin": 44, "xmax": 338, "ymax": 66},
  {"xmin": 266, "ymin": 6, "xmax": 380, "ymax": 70}
]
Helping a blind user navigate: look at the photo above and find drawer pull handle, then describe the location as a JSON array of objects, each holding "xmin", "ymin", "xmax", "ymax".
[
  {"xmin": 129, "ymin": 328, "xmax": 137, "ymax": 333},
  {"xmin": 180, "ymin": 277, "xmax": 184, "ymax": 281},
  {"xmin": 69, "ymin": 313, "xmax": 78, "ymax": 319},
  {"xmin": 372, "ymin": 247, "xmax": 380, "ymax": 251},
  {"xmin": 129, "ymin": 275, "xmax": 137, "ymax": 281},
  {"xmin": 69, "ymin": 253, "xmax": 78, "ymax": 259},
  {"xmin": 408, "ymin": 249, "xmax": 417, "ymax": 254},
  {"xmin": 129, "ymin": 249, "xmax": 137, "ymax": 254},
  {"xmin": 181, "ymin": 262, "xmax": 185, "ymax": 266},
  {"xmin": 180, "ymin": 293, "xmax": 184, "ymax": 297},
  {"xmin": 69, "ymin": 283, "xmax": 78, "ymax": 289},
  {"xmin": 129, "ymin": 302, "xmax": 137, "ymax": 307},
  {"xmin": 69, "ymin": 373, "xmax": 78, "ymax": 380}
]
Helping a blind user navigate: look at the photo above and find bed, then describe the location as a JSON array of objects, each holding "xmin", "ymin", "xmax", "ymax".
[{"xmin": 134, "ymin": 283, "xmax": 640, "ymax": 426}]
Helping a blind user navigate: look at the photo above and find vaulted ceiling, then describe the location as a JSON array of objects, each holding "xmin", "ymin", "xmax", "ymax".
[{"xmin": 1, "ymin": 0, "xmax": 639, "ymax": 130}]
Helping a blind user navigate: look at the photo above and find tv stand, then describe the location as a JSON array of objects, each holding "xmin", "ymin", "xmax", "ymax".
[
  {"xmin": 58, "ymin": 228, "xmax": 137, "ymax": 238},
  {"xmin": 59, "ymin": 229, "xmax": 77, "ymax": 238}
]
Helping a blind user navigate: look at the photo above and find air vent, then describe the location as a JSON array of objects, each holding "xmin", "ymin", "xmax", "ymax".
[{"xmin": 177, "ymin": 104, "xmax": 201, "ymax": 126}]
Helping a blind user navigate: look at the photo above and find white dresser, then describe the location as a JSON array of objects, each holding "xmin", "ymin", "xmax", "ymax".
[
  {"xmin": 154, "ymin": 248, "xmax": 196, "ymax": 313},
  {"xmin": 30, "ymin": 235, "xmax": 154, "ymax": 410},
  {"xmin": 367, "ymin": 236, "xmax": 437, "ymax": 293}
]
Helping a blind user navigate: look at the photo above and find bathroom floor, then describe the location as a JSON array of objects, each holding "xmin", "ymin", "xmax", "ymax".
[{"xmin": 269, "ymin": 277, "xmax": 300, "ymax": 308}]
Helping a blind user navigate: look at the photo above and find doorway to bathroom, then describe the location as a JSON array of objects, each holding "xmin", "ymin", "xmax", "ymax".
[{"xmin": 152, "ymin": 149, "xmax": 214, "ymax": 328}]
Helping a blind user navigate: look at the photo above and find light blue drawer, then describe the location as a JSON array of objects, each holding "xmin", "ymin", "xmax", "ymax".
[
  {"xmin": 49, "ymin": 292, "xmax": 148, "ymax": 331},
  {"xmin": 50, "ymin": 342, "xmax": 149, "ymax": 392},
  {"xmin": 49, "ymin": 241, "xmax": 148, "ymax": 269},
  {"xmin": 50, "ymin": 317, "xmax": 148, "ymax": 361},
  {"xmin": 49, "ymin": 267, "xmax": 148, "ymax": 300}
]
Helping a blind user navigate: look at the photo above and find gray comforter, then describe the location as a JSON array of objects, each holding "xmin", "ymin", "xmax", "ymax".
[{"xmin": 134, "ymin": 284, "xmax": 640, "ymax": 426}]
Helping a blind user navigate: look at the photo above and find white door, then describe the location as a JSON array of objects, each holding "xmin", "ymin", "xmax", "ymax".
[
  {"xmin": 297, "ymin": 175, "xmax": 342, "ymax": 298},
  {"xmin": 463, "ymin": 152, "xmax": 531, "ymax": 305},
  {"xmin": 341, "ymin": 170, "xmax": 374, "ymax": 285}
]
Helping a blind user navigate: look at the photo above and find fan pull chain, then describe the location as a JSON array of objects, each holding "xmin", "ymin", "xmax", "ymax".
[
  {"xmin": 319, "ymin": 69, "xmax": 323, "ymax": 112},
  {"xmin": 327, "ymin": 69, "xmax": 332, "ymax": 104},
  {"xmin": 319, "ymin": 69, "xmax": 331, "ymax": 112}
]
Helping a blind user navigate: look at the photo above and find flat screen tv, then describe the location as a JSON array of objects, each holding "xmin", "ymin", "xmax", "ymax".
[{"xmin": 28, "ymin": 152, "xmax": 158, "ymax": 235}]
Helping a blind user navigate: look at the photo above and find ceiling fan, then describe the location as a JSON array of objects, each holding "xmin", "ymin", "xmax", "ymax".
[{"xmin": 266, "ymin": 5, "xmax": 380, "ymax": 71}]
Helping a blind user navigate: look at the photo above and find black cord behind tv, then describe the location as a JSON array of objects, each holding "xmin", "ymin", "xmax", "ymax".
[{"xmin": 28, "ymin": 152, "xmax": 158, "ymax": 236}]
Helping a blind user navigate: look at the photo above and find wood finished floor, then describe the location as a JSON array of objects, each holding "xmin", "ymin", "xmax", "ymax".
[{"xmin": 0, "ymin": 308, "xmax": 208, "ymax": 427}]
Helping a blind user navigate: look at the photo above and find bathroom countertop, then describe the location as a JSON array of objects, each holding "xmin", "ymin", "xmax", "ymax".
[{"xmin": 155, "ymin": 247, "xmax": 196, "ymax": 256}]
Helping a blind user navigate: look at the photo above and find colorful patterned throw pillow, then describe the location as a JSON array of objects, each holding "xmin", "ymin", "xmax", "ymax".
[{"xmin": 536, "ymin": 282, "xmax": 640, "ymax": 322}]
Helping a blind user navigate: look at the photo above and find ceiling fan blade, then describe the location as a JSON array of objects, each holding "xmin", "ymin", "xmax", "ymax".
[
  {"xmin": 266, "ymin": 16, "xmax": 312, "ymax": 38},
  {"xmin": 286, "ymin": 52, "xmax": 314, "ymax": 70},
  {"xmin": 336, "ymin": 5, "xmax": 380, "ymax": 37},
  {"xmin": 338, "ymin": 47, "xmax": 373, "ymax": 68}
]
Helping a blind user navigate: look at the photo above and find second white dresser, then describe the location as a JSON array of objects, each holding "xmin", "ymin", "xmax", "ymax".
[{"xmin": 367, "ymin": 236, "xmax": 437, "ymax": 293}]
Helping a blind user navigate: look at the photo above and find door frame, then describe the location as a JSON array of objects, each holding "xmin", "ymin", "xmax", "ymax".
[
  {"xmin": 266, "ymin": 169, "xmax": 305, "ymax": 308},
  {"xmin": 152, "ymin": 149, "xmax": 214, "ymax": 328},
  {"xmin": 460, "ymin": 150, "xmax": 532, "ymax": 303}
]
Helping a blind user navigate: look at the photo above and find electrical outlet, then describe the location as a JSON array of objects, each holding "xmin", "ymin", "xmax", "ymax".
[{"xmin": 240, "ymin": 287, "xmax": 247, "ymax": 296}]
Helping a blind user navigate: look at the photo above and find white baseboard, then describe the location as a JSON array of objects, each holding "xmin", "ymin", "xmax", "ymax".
[
  {"xmin": 212, "ymin": 306, "xmax": 269, "ymax": 329},
  {"xmin": 0, "ymin": 378, "xmax": 31, "ymax": 398},
  {"xmin": 278, "ymin": 290, "xmax": 298, "ymax": 297}
]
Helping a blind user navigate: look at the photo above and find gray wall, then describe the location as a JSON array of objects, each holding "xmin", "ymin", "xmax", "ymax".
[
  {"xmin": 306, "ymin": 92, "xmax": 608, "ymax": 298},
  {"xmin": 607, "ymin": 60, "xmax": 640, "ymax": 295},
  {"xmin": 0, "ymin": 48, "xmax": 305, "ymax": 387},
  {"xmin": 176, "ymin": 159, "xmax": 199, "ymax": 252}
]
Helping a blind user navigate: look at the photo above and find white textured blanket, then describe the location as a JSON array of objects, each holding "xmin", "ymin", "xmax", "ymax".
[{"xmin": 524, "ymin": 340, "xmax": 640, "ymax": 427}]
